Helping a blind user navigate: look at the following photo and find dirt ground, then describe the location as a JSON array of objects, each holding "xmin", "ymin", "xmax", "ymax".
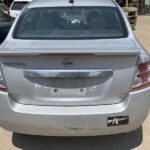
[{"xmin": 0, "ymin": 16, "xmax": 149, "ymax": 150}]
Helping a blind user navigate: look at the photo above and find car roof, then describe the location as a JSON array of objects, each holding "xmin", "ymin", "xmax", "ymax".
[{"xmin": 28, "ymin": 0, "xmax": 116, "ymax": 8}]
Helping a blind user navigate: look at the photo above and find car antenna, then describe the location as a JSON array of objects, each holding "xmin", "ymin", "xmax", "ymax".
[
  {"xmin": 69, "ymin": 0, "xmax": 74, "ymax": 14},
  {"xmin": 69, "ymin": 0, "xmax": 74, "ymax": 6}
]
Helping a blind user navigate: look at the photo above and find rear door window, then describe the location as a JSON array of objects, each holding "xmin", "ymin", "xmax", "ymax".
[{"xmin": 11, "ymin": 2, "xmax": 29, "ymax": 10}]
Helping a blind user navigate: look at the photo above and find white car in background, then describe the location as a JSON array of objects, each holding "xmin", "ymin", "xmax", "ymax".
[{"xmin": 9, "ymin": 0, "xmax": 33, "ymax": 18}]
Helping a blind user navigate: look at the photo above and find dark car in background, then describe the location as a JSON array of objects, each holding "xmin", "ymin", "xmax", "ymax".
[
  {"xmin": 0, "ymin": 3, "xmax": 9, "ymax": 14},
  {"xmin": 0, "ymin": 10, "xmax": 13, "ymax": 44}
]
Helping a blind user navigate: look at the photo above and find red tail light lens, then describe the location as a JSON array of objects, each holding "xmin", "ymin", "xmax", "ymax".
[{"xmin": 132, "ymin": 61, "xmax": 150, "ymax": 91}]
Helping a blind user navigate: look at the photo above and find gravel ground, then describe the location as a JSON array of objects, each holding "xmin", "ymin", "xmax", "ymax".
[{"xmin": 0, "ymin": 16, "xmax": 149, "ymax": 150}]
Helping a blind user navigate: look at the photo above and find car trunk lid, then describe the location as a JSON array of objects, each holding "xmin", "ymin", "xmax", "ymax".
[{"xmin": 0, "ymin": 39, "xmax": 139, "ymax": 106}]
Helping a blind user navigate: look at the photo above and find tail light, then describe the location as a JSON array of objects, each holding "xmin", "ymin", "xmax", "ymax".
[
  {"xmin": 132, "ymin": 60, "xmax": 150, "ymax": 91},
  {"xmin": 0, "ymin": 66, "xmax": 7, "ymax": 92}
]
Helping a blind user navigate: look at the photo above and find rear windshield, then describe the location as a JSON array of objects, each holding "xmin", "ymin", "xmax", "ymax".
[
  {"xmin": 13, "ymin": 7, "xmax": 128, "ymax": 40},
  {"xmin": 11, "ymin": 2, "xmax": 29, "ymax": 10}
]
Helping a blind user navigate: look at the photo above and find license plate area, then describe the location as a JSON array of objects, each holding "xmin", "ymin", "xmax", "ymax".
[{"xmin": 50, "ymin": 88, "xmax": 86, "ymax": 96}]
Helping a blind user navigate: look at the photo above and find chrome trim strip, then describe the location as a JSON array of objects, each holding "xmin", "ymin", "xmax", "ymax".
[{"xmin": 23, "ymin": 69, "xmax": 113, "ymax": 78}]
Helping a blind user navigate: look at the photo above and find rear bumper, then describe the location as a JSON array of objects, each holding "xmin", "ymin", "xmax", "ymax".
[{"xmin": 0, "ymin": 88, "xmax": 149, "ymax": 136}]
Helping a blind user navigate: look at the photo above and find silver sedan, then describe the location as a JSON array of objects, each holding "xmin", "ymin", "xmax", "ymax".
[{"xmin": 0, "ymin": 0, "xmax": 149, "ymax": 136}]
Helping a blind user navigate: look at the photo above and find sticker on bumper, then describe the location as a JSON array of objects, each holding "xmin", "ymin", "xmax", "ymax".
[{"xmin": 107, "ymin": 116, "xmax": 129, "ymax": 127}]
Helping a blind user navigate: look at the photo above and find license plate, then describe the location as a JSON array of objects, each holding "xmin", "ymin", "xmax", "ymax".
[{"xmin": 50, "ymin": 88, "xmax": 86, "ymax": 96}]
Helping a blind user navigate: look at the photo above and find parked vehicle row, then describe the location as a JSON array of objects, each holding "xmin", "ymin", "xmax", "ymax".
[
  {"xmin": 0, "ymin": 10, "xmax": 14, "ymax": 43},
  {"xmin": 0, "ymin": 0, "xmax": 32, "ymax": 44},
  {"xmin": 0, "ymin": 3, "xmax": 11, "ymax": 44}
]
